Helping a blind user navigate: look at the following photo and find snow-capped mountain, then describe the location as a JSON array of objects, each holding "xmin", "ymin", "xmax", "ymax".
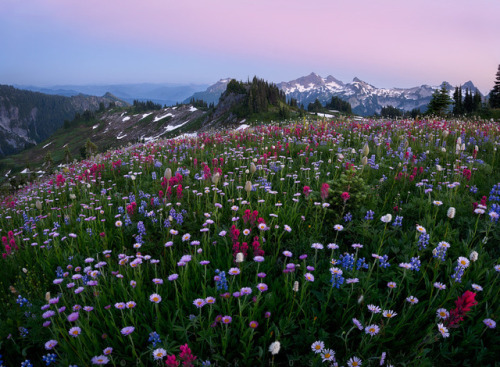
[
  {"xmin": 279, "ymin": 73, "xmax": 483, "ymax": 115},
  {"xmin": 184, "ymin": 73, "xmax": 482, "ymax": 116},
  {"xmin": 280, "ymin": 73, "xmax": 434, "ymax": 115}
]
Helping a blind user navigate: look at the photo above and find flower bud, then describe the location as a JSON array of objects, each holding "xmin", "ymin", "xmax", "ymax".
[
  {"xmin": 36, "ymin": 200, "xmax": 42, "ymax": 210},
  {"xmin": 245, "ymin": 181, "xmax": 253, "ymax": 193},
  {"xmin": 22, "ymin": 268, "xmax": 28, "ymax": 274},
  {"xmin": 164, "ymin": 168, "xmax": 172, "ymax": 180},
  {"xmin": 447, "ymin": 207, "xmax": 456, "ymax": 219},
  {"xmin": 292, "ymin": 281, "xmax": 299, "ymax": 292},
  {"xmin": 362, "ymin": 143, "xmax": 369, "ymax": 157},
  {"xmin": 235, "ymin": 252, "xmax": 244, "ymax": 263},
  {"xmin": 361, "ymin": 156, "xmax": 368, "ymax": 166},
  {"xmin": 357, "ymin": 295, "xmax": 364, "ymax": 304},
  {"xmin": 45, "ymin": 292, "xmax": 51, "ymax": 302},
  {"xmin": 250, "ymin": 163, "xmax": 257, "ymax": 174},
  {"xmin": 212, "ymin": 173, "xmax": 220, "ymax": 185},
  {"xmin": 469, "ymin": 251, "xmax": 478, "ymax": 262}
]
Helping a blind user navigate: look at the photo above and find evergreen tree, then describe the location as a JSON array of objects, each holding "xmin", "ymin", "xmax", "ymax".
[
  {"xmin": 44, "ymin": 152, "xmax": 54, "ymax": 173},
  {"xmin": 489, "ymin": 64, "xmax": 500, "ymax": 109},
  {"xmin": 64, "ymin": 146, "xmax": 72, "ymax": 164},
  {"xmin": 85, "ymin": 139, "xmax": 98, "ymax": 158},
  {"xmin": 463, "ymin": 89, "xmax": 473, "ymax": 114},
  {"xmin": 427, "ymin": 83, "xmax": 452, "ymax": 116},
  {"xmin": 453, "ymin": 86, "xmax": 463, "ymax": 115},
  {"xmin": 473, "ymin": 89, "xmax": 482, "ymax": 112}
]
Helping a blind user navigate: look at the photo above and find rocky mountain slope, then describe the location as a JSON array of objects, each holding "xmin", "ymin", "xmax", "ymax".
[{"xmin": 0, "ymin": 85, "xmax": 127, "ymax": 156}]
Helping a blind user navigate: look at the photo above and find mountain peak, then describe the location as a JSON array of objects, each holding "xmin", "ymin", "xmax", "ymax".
[{"xmin": 352, "ymin": 77, "xmax": 364, "ymax": 83}]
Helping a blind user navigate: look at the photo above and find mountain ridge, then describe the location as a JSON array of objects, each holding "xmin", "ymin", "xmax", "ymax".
[{"xmin": 184, "ymin": 73, "xmax": 483, "ymax": 116}]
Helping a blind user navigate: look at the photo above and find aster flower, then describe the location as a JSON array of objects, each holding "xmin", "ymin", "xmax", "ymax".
[
  {"xmin": 149, "ymin": 293, "xmax": 162, "ymax": 303},
  {"xmin": 347, "ymin": 356, "xmax": 362, "ymax": 367},
  {"xmin": 483, "ymin": 318, "xmax": 496, "ymax": 329},
  {"xmin": 436, "ymin": 308, "xmax": 449, "ymax": 319},
  {"xmin": 387, "ymin": 282, "xmax": 397, "ymax": 289},
  {"xmin": 311, "ymin": 340, "xmax": 324, "ymax": 353},
  {"xmin": 228, "ymin": 268, "xmax": 240, "ymax": 275},
  {"xmin": 367, "ymin": 304, "xmax": 381, "ymax": 314},
  {"xmin": 437, "ymin": 323, "xmax": 449, "ymax": 338},
  {"xmin": 153, "ymin": 348, "xmax": 167, "ymax": 360},
  {"xmin": 45, "ymin": 340, "xmax": 58, "ymax": 350},
  {"xmin": 91, "ymin": 355, "xmax": 110, "ymax": 364},
  {"xmin": 365, "ymin": 324, "xmax": 380, "ymax": 336},
  {"xmin": 249, "ymin": 320, "xmax": 259, "ymax": 329},
  {"xmin": 193, "ymin": 298, "xmax": 206, "ymax": 308},
  {"xmin": 121, "ymin": 326, "xmax": 135, "ymax": 336},
  {"xmin": 222, "ymin": 316, "xmax": 232, "ymax": 324},
  {"xmin": 434, "ymin": 282, "xmax": 446, "ymax": 290},
  {"xmin": 352, "ymin": 318, "xmax": 363, "ymax": 330},
  {"xmin": 69, "ymin": 326, "xmax": 81, "ymax": 337},
  {"xmin": 406, "ymin": 296, "xmax": 419, "ymax": 304},
  {"xmin": 321, "ymin": 349, "xmax": 335, "ymax": 362},
  {"xmin": 257, "ymin": 283, "xmax": 268, "ymax": 292},
  {"xmin": 304, "ymin": 273, "xmax": 315, "ymax": 282},
  {"xmin": 383, "ymin": 310, "xmax": 397, "ymax": 318}
]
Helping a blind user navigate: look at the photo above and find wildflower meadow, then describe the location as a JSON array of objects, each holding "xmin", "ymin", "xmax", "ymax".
[{"xmin": 0, "ymin": 118, "xmax": 499, "ymax": 366}]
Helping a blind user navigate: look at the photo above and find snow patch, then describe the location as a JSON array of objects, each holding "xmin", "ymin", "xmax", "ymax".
[
  {"xmin": 153, "ymin": 113, "xmax": 174, "ymax": 122},
  {"xmin": 92, "ymin": 124, "xmax": 99, "ymax": 129},
  {"xmin": 43, "ymin": 142, "xmax": 52, "ymax": 149},
  {"xmin": 122, "ymin": 116, "xmax": 131, "ymax": 122},
  {"xmin": 140, "ymin": 113, "xmax": 153, "ymax": 120},
  {"xmin": 189, "ymin": 106, "xmax": 198, "ymax": 112},
  {"xmin": 117, "ymin": 133, "xmax": 127, "ymax": 140},
  {"xmin": 236, "ymin": 124, "xmax": 250, "ymax": 131}
]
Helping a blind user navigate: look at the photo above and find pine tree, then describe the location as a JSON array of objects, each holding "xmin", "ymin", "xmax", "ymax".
[
  {"xmin": 453, "ymin": 86, "xmax": 463, "ymax": 115},
  {"xmin": 64, "ymin": 146, "xmax": 72, "ymax": 164},
  {"xmin": 464, "ymin": 89, "xmax": 473, "ymax": 114},
  {"xmin": 489, "ymin": 65, "xmax": 500, "ymax": 108},
  {"xmin": 473, "ymin": 89, "xmax": 482, "ymax": 112},
  {"xmin": 427, "ymin": 83, "xmax": 452, "ymax": 116}
]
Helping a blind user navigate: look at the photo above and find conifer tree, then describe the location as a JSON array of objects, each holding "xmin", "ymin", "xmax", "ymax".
[
  {"xmin": 427, "ymin": 83, "xmax": 452, "ymax": 116},
  {"xmin": 489, "ymin": 64, "xmax": 500, "ymax": 109}
]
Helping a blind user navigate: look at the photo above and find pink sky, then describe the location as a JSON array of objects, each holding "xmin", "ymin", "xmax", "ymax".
[{"xmin": 1, "ymin": 0, "xmax": 499, "ymax": 92}]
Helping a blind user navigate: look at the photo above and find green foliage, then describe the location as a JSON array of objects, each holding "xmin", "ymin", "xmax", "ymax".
[
  {"xmin": 325, "ymin": 96, "xmax": 352, "ymax": 114},
  {"xmin": 132, "ymin": 100, "xmax": 162, "ymax": 113},
  {"xmin": 307, "ymin": 98, "xmax": 324, "ymax": 113},
  {"xmin": 489, "ymin": 64, "xmax": 500, "ymax": 109},
  {"xmin": 381, "ymin": 105, "xmax": 403, "ymax": 118},
  {"xmin": 427, "ymin": 83, "xmax": 452, "ymax": 116}
]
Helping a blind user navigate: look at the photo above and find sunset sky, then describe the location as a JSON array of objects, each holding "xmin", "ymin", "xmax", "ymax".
[{"xmin": 1, "ymin": 0, "xmax": 499, "ymax": 93}]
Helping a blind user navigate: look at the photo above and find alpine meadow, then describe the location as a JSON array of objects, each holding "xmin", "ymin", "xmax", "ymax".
[{"xmin": 0, "ymin": 117, "xmax": 499, "ymax": 366}]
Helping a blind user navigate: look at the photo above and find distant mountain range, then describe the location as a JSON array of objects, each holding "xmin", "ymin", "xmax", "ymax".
[
  {"xmin": 0, "ymin": 85, "xmax": 127, "ymax": 156},
  {"xmin": 184, "ymin": 73, "xmax": 483, "ymax": 116},
  {"xmin": 14, "ymin": 83, "xmax": 210, "ymax": 107}
]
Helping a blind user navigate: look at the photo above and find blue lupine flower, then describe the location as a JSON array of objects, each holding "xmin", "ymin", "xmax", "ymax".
[
  {"xmin": 410, "ymin": 256, "xmax": 421, "ymax": 271},
  {"xmin": 344, "ymin": 212, "xmax": 353, "ymax": 223},
  {"xmin": 339, "ymin": 253, "xmax": 355, "ymax": 271},
  {"xmin": 215, "ymin": 269, "xmax": 228, "ymax": 291},
  {"xmin": 417, "ymin": 233, "xmax": 429, "ymax": 250},
  {"xmin": 19, "ymin": 327, "xmax": 29, "ymax": 337},
  {"xmin": 356, "ymin": 258, "xmax": 369, "ymax": 270},
  {"xmin": 21, "ymin": 360, "xmax": 33, "ymax": 367},
  {"xmin": 148, "ymin": 331, "xmax": 162, "ymax": 347},
  {"xmin": 379, "ymin": 255, "xmax": 391, "ymax": 268},
  {"xmin": 42, "ymin": 353, "xmax": 57, "ymax": 366},
  {"xmin": 392, "ymin": 215, "xmax": 403, "ymax": 227},
  {"xmin": 330, "ymin": 268, "xmax": 344, "ymax": 288},
  {"xmin": 365, "ymin": 210, "xmax": 375, "ymax": 220}
]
